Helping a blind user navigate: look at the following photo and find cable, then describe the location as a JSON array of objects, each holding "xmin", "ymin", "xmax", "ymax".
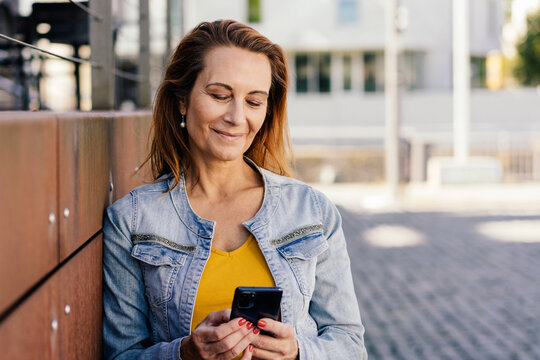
[
  {"xmin": 0, "ymin": 32, "xmax": 99, "ymax": 67},
  {"xmin": 113, "ymin": 69, "xmax": 143, "ymax": 82},
  {"xmin": 67, "ymin": 0, "xmax": 103, "ymax": 22},
  {"xmin": 0, "ymin": 33, "xmax": 144, "ymax": 83}
]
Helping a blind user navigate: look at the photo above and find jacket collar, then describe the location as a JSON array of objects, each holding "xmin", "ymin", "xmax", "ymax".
[{"xmin": 167, "ymin": 157, "xmax": 281, "ymax": 238}]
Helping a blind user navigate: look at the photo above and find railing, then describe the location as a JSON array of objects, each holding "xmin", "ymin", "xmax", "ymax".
[
  {"xmin": 291, "ymin": 128, "xmax": 540, "ymax": 183},
  {"xmin": 0, "ymin": 0, "xmax": 158, "ymax": 111}
]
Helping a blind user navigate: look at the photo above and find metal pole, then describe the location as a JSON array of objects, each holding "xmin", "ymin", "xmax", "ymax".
[
  {"xmin": 138, "ymin": 0, "xmax": 151, "ymax": 108},
  {"xmin": 74, "ymin": 46, "xmax": 81, "ymax": 110},
  {"xmin": 90, "ymin": 0, "xmax": 114, "ymax": 110},
  {"xmin": 453, "ymin": 0, "xmax": 470, "ymax": 163},
  {"xmin": 181, "ymin": 0, "xmax": 188, "ymax": 37},
  {"xmin": 166, "ymin": 0, "xmax": 172, "ymax": 58},
  {"xmin": 385, "ymin": 0, "xmax": 400, "ymax": 199}
]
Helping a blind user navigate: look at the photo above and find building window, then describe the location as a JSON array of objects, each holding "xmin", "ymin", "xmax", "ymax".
[
  {"xmin": 402, "ymin": 51, "xmax": 425, "ymax": 90},
  {"xmin": 318, "ymin": 53, "xmax": 331, "ymax": 93},
  {"xmin": 295, "ymin": 54, "xmax": 309, "ymax": 93},
  {"xmin": 338, "ymin": 0, "xmax": 359, "ymax": 25},
  {"xmin": 247, "ymin": 0, "xmax": 261, "ymax": 23},
  {"xmin": 362, "ymin": 51, "xmax": 424, "ymax": 92},
  {"xmin": 363, "ymin": 52, "xmax": 384, "ymax": 92},
  {"xmin": 470, "ymin": 56, "xmax": 487, "ymax": 88},
  {"xmin": 295, "ymin": 53, "xmax": 332, "ymax": 93},
  {"xmin": 343, "ymin": 55, "xmax": 352, "ymax": 91}
]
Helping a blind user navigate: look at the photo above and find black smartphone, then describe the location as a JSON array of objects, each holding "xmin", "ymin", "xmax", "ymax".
[{"xmin": 230, "ymin": 286, "xmax": 282, "ymax": 335}]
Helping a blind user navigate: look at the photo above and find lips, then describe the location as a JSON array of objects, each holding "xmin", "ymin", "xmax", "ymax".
[{"xmin": 212, "ymin": 128, "xmax": 244, "ymax": 141}]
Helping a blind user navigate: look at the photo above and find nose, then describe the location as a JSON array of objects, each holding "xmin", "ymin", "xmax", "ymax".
[{"xmin": 224, "ymin": 99, "xmax": 246, "ymax": 126}]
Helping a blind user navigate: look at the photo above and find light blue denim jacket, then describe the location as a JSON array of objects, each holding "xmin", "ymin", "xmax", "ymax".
[{"xmin": 103, "ymin": 162, "xmax": 367, "ymax": 360}]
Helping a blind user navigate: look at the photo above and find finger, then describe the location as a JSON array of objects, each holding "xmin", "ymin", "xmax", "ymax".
[
  {"xmin": 239, "ymin": 344, "xmax": 254, "ymax": 360},
  {"xmin": 194, "ymin": 316, "xmax": 247, "ymax": 344},
  {"xmin": 219, "ymin": 327, "xmax": 259, "ymax": 359},
  {"xmin": 256, "ymin": 318, "xmax": 294, "ymax": 339},
  {"xmin": 251, "ymin": 338, "xmax": 298, "ymax": 360},
  {"xmin": 252, "ymin": 346, "xmax": 279, "ymax": 360},
  {"xmin": 203, "ymin": 309, "xmax": 232, "ymax": 326},
  {"xmin": 251, "ymin": 321, "xmax": 298, "ymax": 358},
  {"xmin": 250, "ymin": 333, "xmax": 285, "ymax": 355},
  {"xmin": 202, "ymin": 320, "xmax": 257, "ymax": 356}
]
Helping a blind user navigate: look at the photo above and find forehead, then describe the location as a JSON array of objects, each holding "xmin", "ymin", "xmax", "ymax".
[{"xmin": 198, "ymin": 46, "xmax": 272, "ymax": 91}]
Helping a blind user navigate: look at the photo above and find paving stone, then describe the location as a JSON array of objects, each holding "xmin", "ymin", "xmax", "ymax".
[{"xmin": 341, "ymin": 208, "xmax": 540, "ymax": 360}]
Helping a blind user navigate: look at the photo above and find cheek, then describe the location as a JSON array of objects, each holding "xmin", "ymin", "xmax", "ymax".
[
  {"xmin": 250, "ymin": 110, "xmax": 268, "ymax": 134},
  {"xmin": 187, "ymin": 101, "xmax": 214, "ymax": 128}
]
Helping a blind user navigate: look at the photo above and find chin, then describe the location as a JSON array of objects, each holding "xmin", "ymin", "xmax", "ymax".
[
  {"xmin": 207, "ymin": 144, "xmax": 250, "ymax": 162},
  {"xmin": 210, "ymin": 150, "xmax": 245, "ymax": 162}
]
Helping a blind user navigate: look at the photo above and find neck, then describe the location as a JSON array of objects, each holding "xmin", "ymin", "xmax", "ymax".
[{"xmin": 185, "ymin": 156, "xmax": 261, "ymax": 201}]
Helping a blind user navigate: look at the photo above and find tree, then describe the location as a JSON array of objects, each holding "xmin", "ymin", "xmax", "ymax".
[{"xmin": 514, "ymin": 8, "xmax": 540, "ymax": 86}]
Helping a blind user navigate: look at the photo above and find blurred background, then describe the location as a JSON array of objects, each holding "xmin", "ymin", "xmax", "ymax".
[
  {"xmin": 1, "ymin": 0, "xmax": 540, "ymax": 192},
  {"xmin": 2, "ymin": 1, "xmax": 540, "ymax": 359}
]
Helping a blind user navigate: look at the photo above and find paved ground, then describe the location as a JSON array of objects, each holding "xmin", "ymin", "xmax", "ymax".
[{"xmin": 338, "ymin": 205, "xmax": 540, "ymax": 360}]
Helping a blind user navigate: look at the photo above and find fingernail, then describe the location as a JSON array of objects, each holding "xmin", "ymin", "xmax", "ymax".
[
  {"xmin": 246, "ymin": 322, "xmax": 254, "ymax": 330},
  {"xmin": 253, "ymin": 328, "xmax": 260, "ymax": 335},
  {"xmin": 249, "ymin": 345, "xmax": 254, "ymax": 352},
  {"xmin": 257, "ymin": 319, "xmax": 266, "ymax": 328},
  {"xmin": 238, "ymin": 318, "xmax": 247, "ymax": 326}
]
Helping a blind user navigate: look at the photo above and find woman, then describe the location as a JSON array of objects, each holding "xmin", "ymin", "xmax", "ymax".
[{"xmin": 103, "ymin": 20, "xmax": 367, "ymax": 360}]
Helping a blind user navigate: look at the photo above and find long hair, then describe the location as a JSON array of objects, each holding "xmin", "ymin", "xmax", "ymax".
[{"xmin": 144, "ymin": 19, "xmax": 292, "ymax": 191}]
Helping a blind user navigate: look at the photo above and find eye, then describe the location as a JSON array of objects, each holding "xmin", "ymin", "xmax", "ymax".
[
  {"xmin": 247, "ymin": 100, "xmax": 263, "ymax": 107},
  {"xmin": 246, "ymin": 95, "xmax": 267, "ymax": 108},
  {"xmin": 210, "ymin": 93, "xmax": 230, "ymax": 101}
]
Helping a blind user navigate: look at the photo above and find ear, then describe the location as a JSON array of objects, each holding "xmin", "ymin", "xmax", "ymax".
[{"xmin": 178, "ymin": 99, "xmax": 187, "ymax": 115}]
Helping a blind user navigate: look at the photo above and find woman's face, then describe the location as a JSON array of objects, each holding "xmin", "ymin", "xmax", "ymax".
[{"xmin": 181, "ymin": 46, "xmax": 272, "ymax": 164}]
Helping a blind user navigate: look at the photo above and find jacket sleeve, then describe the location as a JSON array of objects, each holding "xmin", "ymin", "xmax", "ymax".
[
  {"xmin": 295, "ymin": 190, "xmax": 368, "ymax": 360},
  {"xmin": 102, "ymin": 194, "xmax": 186, "ymax": 360}
]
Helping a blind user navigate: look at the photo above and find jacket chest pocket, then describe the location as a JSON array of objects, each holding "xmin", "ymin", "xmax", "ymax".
[
  {"xmin": 131, "ymin": 242, "xmax": 190, "ymax": 306},
  {"xmin": 275, "ymin": 227, "xmax": 328, "ymax": 296}
]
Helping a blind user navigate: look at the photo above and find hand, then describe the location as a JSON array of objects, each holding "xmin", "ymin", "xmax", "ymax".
[
  {"xmin": 180, "ymin": 309, "xmax": 260, "ymax": 360},
  {"xmin": 251, "ymin": 318, "xmax": 299, "ymax": 360}
]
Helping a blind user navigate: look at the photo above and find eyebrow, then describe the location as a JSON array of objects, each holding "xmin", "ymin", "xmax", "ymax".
[{"xmin": 205, "ymin": 82, "xmax": 268, "ymax": 96}]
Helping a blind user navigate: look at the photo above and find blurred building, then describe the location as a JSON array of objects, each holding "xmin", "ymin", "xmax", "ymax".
[
  {"xmin": 178, "ymin": 1, "xmax": 540, "ymax": 135},
  {"xmin": 183, "ymin": 0, "xmax": 540, "ymax": 183},
  {"xmin": 185, "ymin": 0, "xmax": 501, "ymax": 92},
  {"xmin": 2, "ymin": 0, "xmax": 539, "ymax": 181}
]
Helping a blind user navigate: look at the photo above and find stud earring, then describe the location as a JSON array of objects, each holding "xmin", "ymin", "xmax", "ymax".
[{"xmin": 180, "ymin": 114, "xmax": 186, "ymax": 128}]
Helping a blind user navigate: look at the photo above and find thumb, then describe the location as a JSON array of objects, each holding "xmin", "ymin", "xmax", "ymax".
[{"xmin": 203, "ymin": 309, "xmax": 232, "ymax": 326}]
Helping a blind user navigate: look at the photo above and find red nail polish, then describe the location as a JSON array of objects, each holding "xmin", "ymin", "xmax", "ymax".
[
  {"xmin": 253, "ymin": 328, "xmax": 260, "ymax": 335},
  {"xmin": 238, "ymin": 318, "xmax": 247, "ymax": 326},
  {"xmin": 257, "ymin": 319, "xmax": 266, "ymax": 328},
  {"xmin": 249, "ymin": 345, "xmax": 254, "ymax": 352},
  {"xmin": 246, "ymin": 322, "xmax": 254, "ymax": 330}
]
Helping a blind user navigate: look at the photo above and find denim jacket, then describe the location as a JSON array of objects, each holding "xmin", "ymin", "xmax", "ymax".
[{"xmin": 103, "ymin": 162, "xmax": 367, "ymax": 360}]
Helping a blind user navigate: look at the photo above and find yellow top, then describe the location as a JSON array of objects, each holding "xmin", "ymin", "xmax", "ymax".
[{"xmin": 191, "ymin": 234, "xmax": 276, "ymax": 332}]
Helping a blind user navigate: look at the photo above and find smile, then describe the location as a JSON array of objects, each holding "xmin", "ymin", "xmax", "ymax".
[{"xmin": 212, "ymin": 129, "xmax": 244, "ymax": 141}]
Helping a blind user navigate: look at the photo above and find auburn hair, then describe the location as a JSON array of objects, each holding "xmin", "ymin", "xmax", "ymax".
[{"xmin": 144, "ymin": 19, "xmax": 292, "ymax": 191}]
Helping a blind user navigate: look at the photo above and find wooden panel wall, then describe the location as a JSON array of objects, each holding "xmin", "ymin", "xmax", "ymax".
[
  {"xmin": 58, "ymin": 235, "xmax": 103, "ymax": 359},
  {"xmin": 0, "ymin": 272, "xmax": 60, "ymax": 359},
  {"xmin": 58, "ymin": 113, "xmax": 110, "ymax": 261},
  {"xmin": 110, "ymin": 112, "xmax": 152, "ymax": 202},
  {"xmin": 0, "ymin": 111, "xmax": 152, "ymax": 359},
  {"xmin": 0, "ymin": 113, "xmax": 58, "ymax": 315}
]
